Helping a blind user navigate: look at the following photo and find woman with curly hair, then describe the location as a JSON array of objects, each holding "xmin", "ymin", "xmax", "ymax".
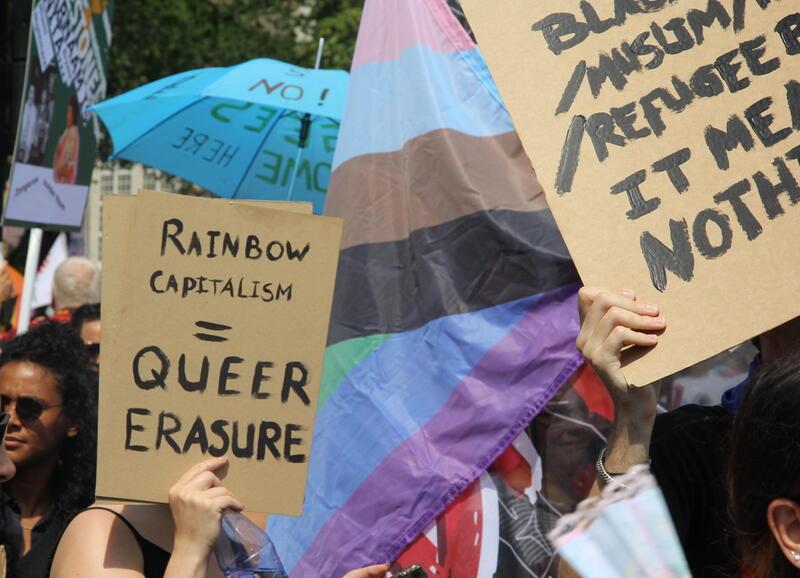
[{"xmin": 0, "ymin": 321, "xmax": 95, "ymax": 577}]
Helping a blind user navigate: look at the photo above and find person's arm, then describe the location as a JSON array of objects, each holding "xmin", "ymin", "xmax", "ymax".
[
  {"xmin": 558, "ymin": 287, "xmax": 664, "ymax": 577},
  {"xmin": 164, "ymin": 458, "xmax": 243, "ymax": 578},
  {"xmin": 51, "ymin": 458, "xmax": 243, "ymax": 578}
]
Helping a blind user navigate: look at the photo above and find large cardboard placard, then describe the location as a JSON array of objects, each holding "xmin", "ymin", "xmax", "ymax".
[
  {"xmin": 97, "ymin": 191, "xmax": 341, "ymax": 514},
  {"xmin": 462, "ymin": 0, "xmax": 800, "ymax": 385}
]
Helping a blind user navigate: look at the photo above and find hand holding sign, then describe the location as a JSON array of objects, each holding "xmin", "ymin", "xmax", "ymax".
[{"xmin": 461, "ymin": 0, "xmax": 800, "ymax": 385}]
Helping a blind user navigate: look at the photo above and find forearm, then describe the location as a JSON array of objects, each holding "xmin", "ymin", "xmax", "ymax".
[
  {"xmin": 557, "ymin": 401, "xmax": 657, "ymax": 578},
  {"xmin": 164, "ymin": 543, "xmax": 211, "ymax": 578}
]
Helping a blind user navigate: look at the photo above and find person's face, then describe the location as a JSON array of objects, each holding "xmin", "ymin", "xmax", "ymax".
[
  {"xmin": 0, "ymin": 362, "xmax": 76, "ymax": 470},
  {"xmin": 80, "ymin": 320, "xmax": 101, "ymax": 371}
]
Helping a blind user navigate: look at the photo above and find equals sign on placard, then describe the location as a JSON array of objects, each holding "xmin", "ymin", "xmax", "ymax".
[{"xmin": 194, "ymin": 320, "xmax": 232, "ymax": 343}]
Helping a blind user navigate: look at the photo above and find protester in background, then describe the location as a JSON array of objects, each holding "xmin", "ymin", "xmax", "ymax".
[
  {"xmin": 0, "ymin": 322, "xmax": 96, "ymax": 578},
  {"xmin": 50, "ymin": 257, "xmax": 100, "ymax": 321},
  {"xmin": 52, "ymin": 457, "xmax": 390, "ymax": 578},
  {"xmin": 729, "ymin": 354, "xmax": 800, "ymax": 578},
  {"xmin": 52, "ymin": 95, "xmax": 80, "ymax": 185},
  {"xmin": 70, "ymin": 304, "xmax": 100, "ymax": 372},
  {"xmin": 563, "ymin": 287, "xmax": 800, "ymax": 578}
]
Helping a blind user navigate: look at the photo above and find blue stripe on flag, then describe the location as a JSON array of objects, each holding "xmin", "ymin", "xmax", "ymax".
[
  {"xmin": 332, "ymin": 45, "xmax": 513, "ymax": 170},
  {"xmin": 268, "ymin": 294, "xmax": 540, "ymax": 569}
]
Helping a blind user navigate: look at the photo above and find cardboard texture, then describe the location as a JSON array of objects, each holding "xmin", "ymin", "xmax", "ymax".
[
  {"xmin": 97, "ymin": 191, "xmax": 340, "ymax": 515},
  {"xmin": 461, "ymin": 1, "xmax": 800, "ymax": 385}
]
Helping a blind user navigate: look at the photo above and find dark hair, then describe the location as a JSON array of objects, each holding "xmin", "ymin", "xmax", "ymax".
[
  {"xmin": 729, "ymin": 355, "xmax": 800, "ymax": 578},
  {"xmin": 0, "ymin": 322, "xmax": 96, "ymax": 521},
  {"xmin": 70, "ymin": 303, "xmax": 100, "ymax": 333}
]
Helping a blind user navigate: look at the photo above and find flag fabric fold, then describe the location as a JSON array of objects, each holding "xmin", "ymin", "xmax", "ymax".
[{"xmin": 267, "ymin": 2, "xmax": 582, "ymax": 576}]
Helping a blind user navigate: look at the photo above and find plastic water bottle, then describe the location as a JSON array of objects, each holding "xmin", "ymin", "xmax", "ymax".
[{"xmin": 214, "ymin": 511, "xmax": 288, "ymax": 578}]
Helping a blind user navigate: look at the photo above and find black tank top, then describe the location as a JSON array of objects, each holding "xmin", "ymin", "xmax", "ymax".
[{"xmin": 77, "ymin": 507, "xmax": 171, "ymax": 578}]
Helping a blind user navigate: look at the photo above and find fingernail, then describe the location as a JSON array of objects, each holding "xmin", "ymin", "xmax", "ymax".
[
  {"xmin": 642, "ymin": 303, "xmax": 658, "ymax": 312},
  {"xmin": 653, "ymin": 316, "xmax": 666, "ymax": 325},
  {"xmin": 620, "ymin": 289, "xmax": 635, "ymax": 298}
]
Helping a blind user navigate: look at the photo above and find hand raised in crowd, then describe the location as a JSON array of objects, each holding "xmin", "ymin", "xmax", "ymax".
[
  {"xmin": 341, "ymin": 564, "xmax": 390, "ymax": 578},
  {"xmin": 575, "ymin": 287, "xmax": 665, "ymax": 413}
]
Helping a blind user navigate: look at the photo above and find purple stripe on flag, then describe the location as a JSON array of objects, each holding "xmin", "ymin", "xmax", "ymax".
[{"xmin": 291, "ymin": 285, "xmax": 583, "ymax": 578}]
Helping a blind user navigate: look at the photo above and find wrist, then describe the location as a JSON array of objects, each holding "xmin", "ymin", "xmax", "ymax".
[{"xmin": 172, "ymin": 536, "xmax": 212, "ymax": 564}]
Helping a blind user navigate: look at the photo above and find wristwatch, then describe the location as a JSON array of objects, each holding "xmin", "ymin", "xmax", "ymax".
[{"xmin": 596, "ymin": 448, "xmax": 628, "ymax": 489}]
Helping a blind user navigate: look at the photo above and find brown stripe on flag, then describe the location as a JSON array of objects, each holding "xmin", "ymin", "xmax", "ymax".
[{"xmin": 326, "ymin": 129, "xmax": 549, "ymax": 250}]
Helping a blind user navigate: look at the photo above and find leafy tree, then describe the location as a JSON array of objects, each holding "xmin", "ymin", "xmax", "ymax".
[{"xmin": 107, "ymin": 0, "xmax": 362, "ymax": 97}]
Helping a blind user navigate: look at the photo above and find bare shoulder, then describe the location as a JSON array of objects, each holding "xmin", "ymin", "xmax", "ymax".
[{"xmin": 51, "ymin": 508, "xmax": 145, "ymax": 577}]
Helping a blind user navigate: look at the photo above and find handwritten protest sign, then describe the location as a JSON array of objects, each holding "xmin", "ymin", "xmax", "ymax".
[
  {"xmin": 461, "ymin": 0, "xmax": 800, "ymax": 385},
  {"xmin": 97, "ymin": 191, "xmax": 340, "ymax": 514}
]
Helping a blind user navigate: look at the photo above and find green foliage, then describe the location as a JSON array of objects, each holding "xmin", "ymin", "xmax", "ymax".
[{"xmin": 107, "ymin": 0, "xmax": 362, "ymax": 97}]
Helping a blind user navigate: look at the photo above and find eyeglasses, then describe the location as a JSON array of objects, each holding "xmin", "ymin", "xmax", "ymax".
[
  {"xmin": 0, "ymin": 396, "xmax": 63, "ymax": 422},
  {"xmin": 0, "ymin": 413, "xmax": 8, "ymax": 445}
]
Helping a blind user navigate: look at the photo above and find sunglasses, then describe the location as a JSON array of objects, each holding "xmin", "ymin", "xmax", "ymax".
[
  {"xmin": 0, "ymin": 395, "xmax": 63, "ymax": 422},
  {"xmin": 85, "ymin": 342, "xmax": 100, "ymax": 357}
]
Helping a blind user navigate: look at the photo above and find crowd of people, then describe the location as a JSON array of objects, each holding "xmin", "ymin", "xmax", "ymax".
[
  {"xmin": 0, "ymin": 257, "xmax": 389, "ymax": 578},
  {"xmin": 0, "ymin": 253, "xmax": 796, "ymax": 578}
]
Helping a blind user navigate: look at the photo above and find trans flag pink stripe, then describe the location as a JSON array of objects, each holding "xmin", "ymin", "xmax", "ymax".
[{"xmin": 352, "ymin": 0, "xmax": 475, "ymax": 71}]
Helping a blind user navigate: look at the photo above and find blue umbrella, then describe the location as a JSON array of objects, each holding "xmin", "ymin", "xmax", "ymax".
[{"xmin": 91, "ymin": 57, "xmax": 349, "ymax": 213}]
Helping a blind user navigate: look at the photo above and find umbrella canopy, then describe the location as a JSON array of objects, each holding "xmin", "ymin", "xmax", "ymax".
[{"xmin": 91, "ymin": 58, "xmax": 349, "ymax": 213}]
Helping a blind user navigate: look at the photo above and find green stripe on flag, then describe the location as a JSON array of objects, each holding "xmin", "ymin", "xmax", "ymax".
[{"xmin": 319, "ymin": 334, "xmax": 391, "ymax": 408}]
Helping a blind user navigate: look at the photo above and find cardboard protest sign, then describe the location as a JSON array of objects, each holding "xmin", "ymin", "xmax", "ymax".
[
  {"xmin": 97, "ymin": 191, "xmax": 340, "ymax": 514},
  {"xmin": 461, "ymin": 0, "xmax": 800, "ymax": 385}
]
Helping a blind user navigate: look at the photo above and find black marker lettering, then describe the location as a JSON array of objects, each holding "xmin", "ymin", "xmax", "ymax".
[
  {"xmin": 586, "ymin": 112, "xmax": 626, "ymax": 162},
  {"xmin": 251, "ymin": 361, "xmax": 274, "ymax": 400},
  {"xmin": 231, "ymin": 422, "xmax": 255, "ymax": 458},
  {"xmin": 714, "ymin": 179, "xmax": 762, "ymax": 240},
  {"xmin": 776, "ymin": 13, "xmax": 800, "ymax": 55},
  {"xmin": 125, "ymin": 408, "xmax": 150, "ymax": 452},
  {"xmin": 745, "ymin": 97, "xmax": 792, "ymax": 148},
  {"xmin": 556, "ymin": 61, "xmax": 587, "ymax": 115},
  {"xmin": 182, "ymin": 416, "xmax": 210, "ymax": 454},
  {"xmin": 282, "ymin": 362, "xmax": 310, "ymax": 406},
  {"xmin": 652, "ymin": 147, "xmax": 692, "ymax": 193},
  {"xmin": 704, "ymin": 116, "xmax": 755, "ymax": 170},
  {"xmin": 640, "ymin": 219, "xmax": 694, "ymax": 292},
  {"xmin": 690, "ymin": 64, "xmax": 724, "ymax": 98},
  {"xmin": 755, "ymin": 158, "xmax": 800, "ymax": 219},
  {"xmin": 161, "ymin": 218, "xmax": 185, "ymax": 256},
  {"xmin": 257, "ymin": 421, "xmax": 282, "ymax": 460},
  {"xmin": 610, "ymin": 170, "xmax": 661, "ymax": 220},
  {"xmin": 208, "ymin": 420, "xmax": 230, "ymax": 457},
  {"xmin": 156, "ymin": 412, "xmax": 182, "ymax": 453},
  {"xmin": 687, "ymin": 0, "xmax": 731, "ymax": 46},
  {"xmin": 218, "ymin": 356, "xmax": 244, "ymax": 396},
  {"xmin": 178, "ymin": 353, "xmax": 208, "ymax": 393},
  {"xmin": 715, "ymin": 49, "xmax": 750, "ymax": 93},
  {"xmin": 692, "ymin": 209, "xmax": 733, "ymax": 259},
  {"xmin": 555, "ymin": 115, "xmax": 586, "ymax": 194},
  {"xmin": 132, "ymin": 346, "xmax": 169, "ymax": 390},
  {"xmin": 740, "ymin": 35, "xmax": 780, "ymax": 76},
  {"xmin": 284, "ymin": 424, "xmax": 307, "ymax": 464}
]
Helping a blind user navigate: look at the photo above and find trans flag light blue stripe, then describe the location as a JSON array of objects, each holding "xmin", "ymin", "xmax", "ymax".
[{"xmin": 332, "ymin": 45, "xmax": 513, "ymax": 170}]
